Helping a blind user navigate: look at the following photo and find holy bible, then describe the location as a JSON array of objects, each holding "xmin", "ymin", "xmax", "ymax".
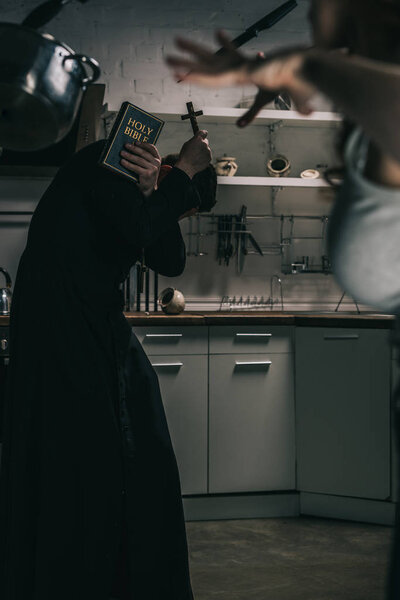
[{"xmin": 98, "ymin": 102, "xmax": 165, "ymax": 182}]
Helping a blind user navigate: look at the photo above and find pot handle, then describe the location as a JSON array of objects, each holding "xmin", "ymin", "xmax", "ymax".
[
  {"xmin": 63, "ymin": 54, "xmax": 101, "ymax": 86},
  {"xmin": 0, "ymin": 268, "xmax": 12, "ymax": 289}
]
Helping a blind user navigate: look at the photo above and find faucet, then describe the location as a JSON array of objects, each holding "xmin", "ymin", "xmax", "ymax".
[
  {"xmin": 291, "ymin": 256, "xmax": 309, "ymax": 274},
  {"xmin": 270, "ymin": 275, "xmax": 284, "ymax": 311}
]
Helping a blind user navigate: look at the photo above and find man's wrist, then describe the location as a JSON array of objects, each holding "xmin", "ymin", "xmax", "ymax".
[{"xmin": 174, "ymin": 160, "xmax": 196, "ymax": 179}]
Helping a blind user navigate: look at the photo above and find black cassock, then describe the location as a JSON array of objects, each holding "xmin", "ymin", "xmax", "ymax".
[{"xmin": 0, "ymin": 140, "xmax": 202, "ymax": 600}]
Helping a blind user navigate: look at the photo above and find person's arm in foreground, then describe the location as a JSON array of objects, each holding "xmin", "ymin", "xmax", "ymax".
[{"xmin": 166, "ymin": 31, "xmax": 400, "ymax": 167}]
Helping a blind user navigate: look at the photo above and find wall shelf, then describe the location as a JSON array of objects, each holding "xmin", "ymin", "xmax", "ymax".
[
  {"xmin": 155, "ymin": 107, "xmax": 342, "ymax": 128},
  {"xmin": 217, "ymin": 176, "xmax": 331, "ymax": 188}
]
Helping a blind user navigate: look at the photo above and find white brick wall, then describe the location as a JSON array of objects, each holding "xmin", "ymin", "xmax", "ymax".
[
  {"xmin": 2, "ymin": 1, "xmax": 356, "ymax": 310},
  {"xmin": 6, "ymin": 0, "xmax": 311, "ymax": 110}
]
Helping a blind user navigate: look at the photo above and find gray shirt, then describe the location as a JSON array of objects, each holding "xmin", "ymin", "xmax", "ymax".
[{"xmin": 327, "ymin": 127, "xmax": 400, "ymax": 314}]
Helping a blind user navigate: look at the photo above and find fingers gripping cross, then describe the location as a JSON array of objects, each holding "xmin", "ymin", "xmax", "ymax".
[{"xmin": 181, "ymin": 101, "xmax": 203, "ymax": 134}]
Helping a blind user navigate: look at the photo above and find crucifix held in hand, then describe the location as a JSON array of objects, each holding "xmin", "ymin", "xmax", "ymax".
[{"xmin": 181, "ymin": 101, "xmax": 203, "ymax": 134}]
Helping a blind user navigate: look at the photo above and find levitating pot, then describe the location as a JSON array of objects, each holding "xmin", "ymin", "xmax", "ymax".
[
  {"xmin": 0, "ymin": 23, "xmax": 100, "ymax": 151},
  {"xmin": 158, "ymin": 288, "xmax": 185, "ymax": 314},
  {"xmin": 0, "ymin": 0, "xmax": 100, "ymax": 152}
]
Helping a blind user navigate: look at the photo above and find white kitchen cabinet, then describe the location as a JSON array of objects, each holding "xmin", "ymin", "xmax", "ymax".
[
  {"xmin": 208, "ymin": 342, "xmax": 295, "ymax": 493},
  {"xmin": 133, "ymin": 326, "xmax": 208, "ymax": 496},
  {"xmin": 133, "ymin": 322, "xmax": 393, "ymax": 508},
  {"xmin": 296, "ymin": 327, "xmax": 391, "ymax": 500},
  {"xmin": 135, "ymin": 324, "xmax": 296, "ymax": 496}
]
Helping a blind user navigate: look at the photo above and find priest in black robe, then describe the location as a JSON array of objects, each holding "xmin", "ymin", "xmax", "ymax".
[{"xmin": 0, "ymin": 129, "xmax": 214, "ymax": 600}]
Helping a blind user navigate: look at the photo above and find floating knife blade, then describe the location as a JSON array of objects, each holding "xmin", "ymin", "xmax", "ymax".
[
  {"xmin": 214, "ymin": 0, "xmax": 298, "ymax": 55},
  {"xmin": 177, "ymin": 1, "xmax": 298, "ymax": 83}
]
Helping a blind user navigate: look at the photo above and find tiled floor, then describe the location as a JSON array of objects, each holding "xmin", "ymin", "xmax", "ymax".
[{"xmin": 185, "ymin": 516, "xmax": 392, "ymax": 600}]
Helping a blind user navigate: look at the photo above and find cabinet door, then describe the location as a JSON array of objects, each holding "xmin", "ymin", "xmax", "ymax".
[
  {"xmin": 296, "ymin": 327, "xmax": 391, "ymax": 500},
  {"xmin": 151, "ymin": 354, "xmax": 207, "ymax": 495},
  {"xmin": 209, "ymin": 353, "xmax": 295, "ymax": 493}
]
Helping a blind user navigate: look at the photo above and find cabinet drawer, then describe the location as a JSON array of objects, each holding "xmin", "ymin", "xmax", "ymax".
[
  {"xmin": 296, "ymin": 327, "xmax": 390, "ymax": 349},
  {"xmin": 132, "ymin": 326, "xmax": 208, "ymax": 355},
  {"xmin": 209, "ymin": 325, "xmax": 293, "ymax": 354}
]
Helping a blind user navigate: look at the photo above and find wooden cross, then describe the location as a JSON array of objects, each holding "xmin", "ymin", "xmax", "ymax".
[{"xmin": 181, "ymin": 101, "xmax": 203, "ymax": 134}]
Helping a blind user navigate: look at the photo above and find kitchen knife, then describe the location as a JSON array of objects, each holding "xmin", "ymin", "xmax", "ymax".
[
  {"xmin": 218, "ymin": 216, "xmax": 225, "ymax": 265},
  {"xmin": 248, "ymin": 233, "xmax": 264, "ymax": 256},
  {"xmin": 235, "ymin": 214, "xmax": 241, "ymax": 273},
  {"xmin": 225, "ymin": 215, "xmax": 234, "ymax": 266},
  {"xmin": 238, "ymin": 205, "xmax": 247, "ymax": 274},
  {"xmin": 214, "ymin": 0, "xmax": 297, "ymax": 55}
]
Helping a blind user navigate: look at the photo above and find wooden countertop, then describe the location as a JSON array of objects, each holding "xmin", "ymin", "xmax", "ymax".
[{"xmin": 0, "ymin": 311, "xmax": 396, "ymax": 329}]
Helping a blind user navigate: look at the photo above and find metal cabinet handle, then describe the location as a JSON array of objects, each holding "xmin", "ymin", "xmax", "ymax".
[
  {"xmin": 151, "ymin": 362, "xmax": 184, "ymax": 368},
  {"xmin": 235, "ymin": 361, "xmax": 272, "ymax": 366},
  {"xmin": 145, "ymin": 334, "xmax": 183, "ymax": 338},
  {"xmin": 323, "ymin": 335, "xmax": 359, "ymax": 340},
  {"xmin": 235, "ymin": 333, "xmax": 272, "ymax": 337}
]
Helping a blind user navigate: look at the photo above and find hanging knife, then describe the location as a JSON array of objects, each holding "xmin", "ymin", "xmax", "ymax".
[
  {"xmin": 235, "ymin": 214, "xmax": 241, "ymax": 273},
  {"xmin": 240, "ymin": 206, "xmax": 248, "ymax": 274},
  {"xmin": 225, "ymin": 215, "xmax": 234, "ymax": 266},
  {"xmin": 218, "ymin": 215, "xmax": 225, "ymax": 265},
  {"xmin": 237, "ymin": 205, "xmax": 247, "ymax": 274},
  {"xmin": 248, "ymin": 233, "xmax": 264, "ymax": 256}
]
